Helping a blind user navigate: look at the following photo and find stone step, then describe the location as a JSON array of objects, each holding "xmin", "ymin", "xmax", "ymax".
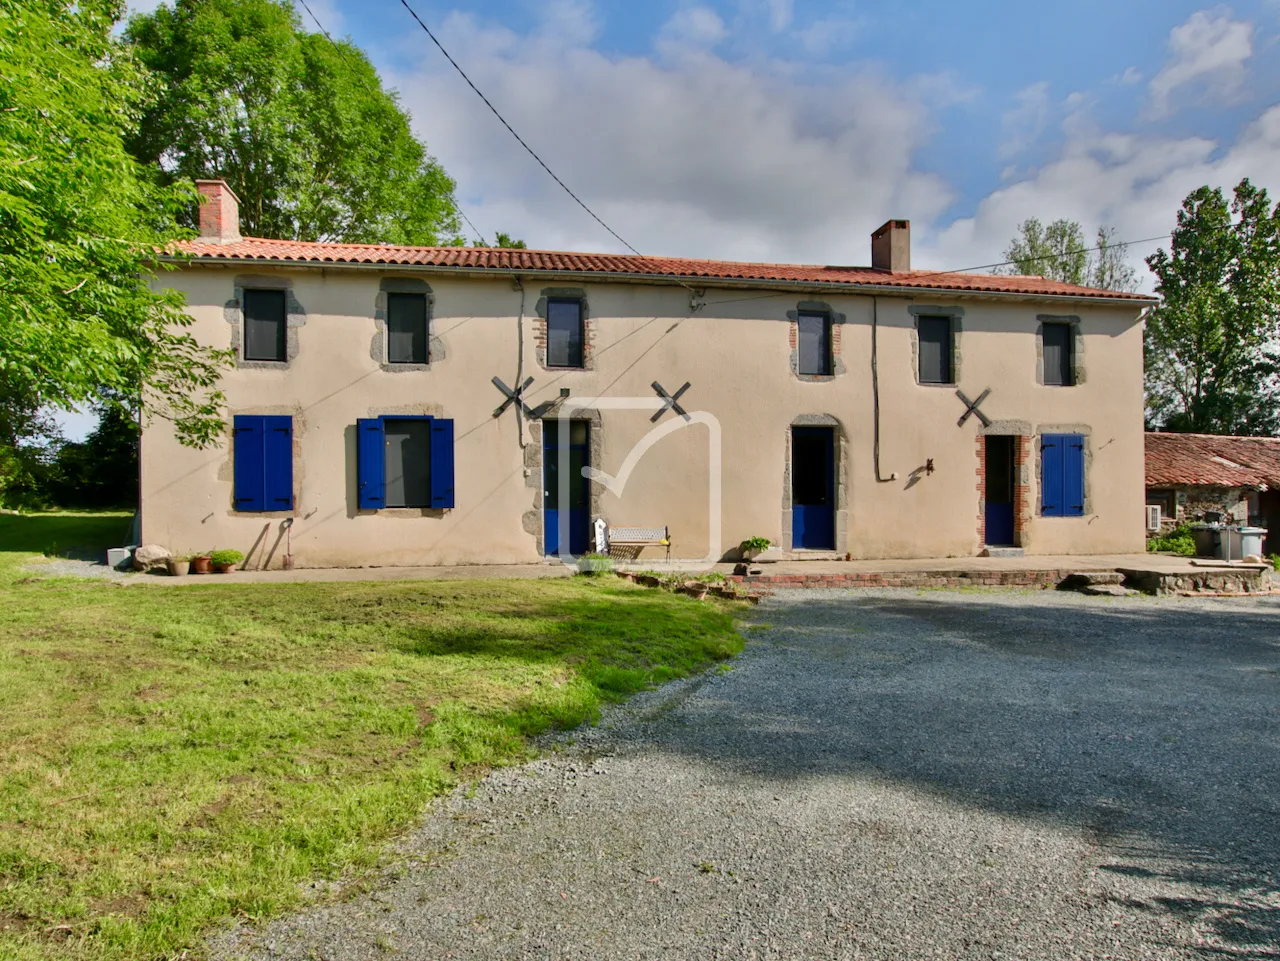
[
  {"xmin": 981, "ymin": 547, "xmax": 1025, "ymax": 558},
  {"xmin": 1060, "ymin": 571, "xmax": 1126, "ymax": 589}
]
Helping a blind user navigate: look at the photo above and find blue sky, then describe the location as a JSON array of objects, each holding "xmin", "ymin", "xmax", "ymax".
[{"xmin": 64, "ymin": 0, "xmax": 1279, "ymax": 441}]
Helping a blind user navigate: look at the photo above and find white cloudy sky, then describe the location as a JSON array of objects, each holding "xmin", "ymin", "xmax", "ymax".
[
  {"xmin": 77, "ymin": 0, "xmax": 1274, "ymax": 444},
  {"xmin": 347, "ymin": 0, "xmax": 1280, "ymax": 283}
]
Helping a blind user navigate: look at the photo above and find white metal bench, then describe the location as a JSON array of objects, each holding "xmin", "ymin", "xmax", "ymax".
[{"xmin": 599, "ymin": 523, "xmax": 670, "ymax": 561}]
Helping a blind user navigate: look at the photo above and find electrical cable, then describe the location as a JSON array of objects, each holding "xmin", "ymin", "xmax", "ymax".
[
  {"xmin": 295, "ymin": 0, "xmax": 487, "ymax": 246},
  {"xmin": 396, "ymin": 0, "xmax": 641, "ymax": 257}
]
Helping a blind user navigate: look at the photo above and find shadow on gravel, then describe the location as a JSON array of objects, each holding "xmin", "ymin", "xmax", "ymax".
[{"xmin": 667, "ymin": 594, "xmax": 1280, "ymax": 959}]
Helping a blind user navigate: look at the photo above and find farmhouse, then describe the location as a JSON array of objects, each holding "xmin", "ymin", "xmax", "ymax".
[
  {"xmin": 139, "ymin": 180, "xmax": 1156, "ymax": 568},
  {"xmin": 1145, "ymin": 431, "xmax": 1280, "ymax": 554}
]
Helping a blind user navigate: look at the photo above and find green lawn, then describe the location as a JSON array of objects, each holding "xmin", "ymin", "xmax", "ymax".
[{"xmin": 0, "ymin": 513, "xmax": 744, "ymax": 960}]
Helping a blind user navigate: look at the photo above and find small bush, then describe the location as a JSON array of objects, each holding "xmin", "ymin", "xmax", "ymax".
[
  {"xmin": 209, "ymin": 548, "xmax": 244, "ymax": 566},
  {"xmin": 575, "ymin": 552, "xmax": 614, "ymax": 576},
  {"xmin": 739, "ymin": 536, "xmax": 771, "ymax": 553},
  {"xmin": 1147, "ymin": 525, "xmax": 1196, "ymax": 556}
]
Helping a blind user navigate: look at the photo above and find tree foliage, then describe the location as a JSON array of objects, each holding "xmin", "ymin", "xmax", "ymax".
[
  {"xmin": 996, "ymin": 218, "xmax": 1137, "ymax": 292},
  {"xmin": 1144, "ymin": 178, "xmax": 1280, "ymax": 435},
  {"xmin": 0, "ymin": 0, "xmax": 228, "ymax": 451},
  {"xmin": 126, "ymin": 0, "xmax": 460, "ymax": 244},
  {"xmin": 50, "ymin": 400, "xmax": 140, "ymax": 508}
]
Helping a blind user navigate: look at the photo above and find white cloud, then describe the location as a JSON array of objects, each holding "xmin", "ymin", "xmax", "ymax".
[
  {"xmin": 384, "ymin": 5, "xmax": 1280, "ymax": 293},
  {"xmin": 764, "ymin": 0, "xmax": 794, "ymax": 32},
  {"xmin": 792, "ymin": 15, "xmax": 861, "ymax": 55},
  {"xmin": 1148, "ymin": 9, "xmax": 1253, "ymax": 116},
  {"xmin": 1118, "ymin": 66, "xmax": 1143, "ymax": 85},
  {"xmin": 658, "ymin": 7, "xmax": 727, "ymax": 52},
  {"xmin": 922, "ymin": 104, "xmax": 1280, "ymax": 285},
  {"xmin": 394, "ymin": 11, "xmax": 951, "ymax": 265},
  {"xmin": 999, "ymin": 82, "xmax": 1051, "ymax": 159}
]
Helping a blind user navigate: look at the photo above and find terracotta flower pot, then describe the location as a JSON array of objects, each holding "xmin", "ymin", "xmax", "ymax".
[
  {"xmin": 213, "ymin": 562, "xmax": 238, "ymax": 574},
  {"xmin": 166, "ymin": 559, "xmax": 190, "ymax": 576},
  {"xmin": 190, "ymin": 556, "xmax": 212, "ymax": 574}
]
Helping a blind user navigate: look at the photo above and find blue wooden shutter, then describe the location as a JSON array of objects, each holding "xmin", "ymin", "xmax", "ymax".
[
  {"xmin": 1064, "ymin": 434, "xmax": 1085, "ymax": 516},
  {"xmin": 264, "ymin": 415, "xmax": 294, "ymax": 509},
  {"xmin": 1041, "ymin": 434, "xmax": 1064, "ymax": 516},
  {"xmin": 357, "ymin": 418, "xmax": 386, "ymax": 509},
  {"xmin": 233, "ymin": 416, "xmax": 266, "ymax": 511},
  {"xmin": 430, "ymin": 418, "xmax": 455, "ymax": 509}
]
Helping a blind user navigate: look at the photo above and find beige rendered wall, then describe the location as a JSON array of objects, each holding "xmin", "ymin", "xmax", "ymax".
[{"xmin": 140, "ymin": 264, "xmax": 1147, "ymax": 567}]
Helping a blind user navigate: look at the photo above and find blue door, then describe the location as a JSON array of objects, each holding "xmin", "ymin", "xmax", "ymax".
[
  {"xmin": 984, "ymin": 435, "xmax": 1016, "ymax": 546},
  {"xmin": 544, "ymin": 421, "xmax": 590, "ymax": 556},
  {"xmin": 792, "ymin": 426, "xmax": 835, "ymax": 550}
]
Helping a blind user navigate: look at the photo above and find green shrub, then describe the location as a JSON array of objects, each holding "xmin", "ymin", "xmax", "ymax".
[
  {"xmin": 575, "ymin": 552, "xmax": 614, "ymax": 576},
  {"xmin": 208, "ymin": 548, "xmax": 244, "ymax": 566},
  {"xmin": 1147, "ymin": 525, "xmax": 1196, "ymax": 556},
  {"xmin": 739, "ymin": 536, "xmax": 771, "ymax": 553}
]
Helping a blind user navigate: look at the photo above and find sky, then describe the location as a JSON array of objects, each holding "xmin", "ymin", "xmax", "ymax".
[{"xmin": 64, "ymin": 0, "xmax": 1280, "ymax": 441}]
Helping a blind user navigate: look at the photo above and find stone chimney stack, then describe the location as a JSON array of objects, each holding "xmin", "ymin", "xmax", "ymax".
[
  {"xmin": 871, "ymin": 219, "xmax": 910, "ymax": 272},
  {"xmin": 196, "ymin": 179, "xmax": 242, "ymax": 244}
]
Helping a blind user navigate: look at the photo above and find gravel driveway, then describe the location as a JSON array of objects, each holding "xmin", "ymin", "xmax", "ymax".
[{"xmin": 212, "ymin": 589, "xmax": 1280, "ymax": 960}]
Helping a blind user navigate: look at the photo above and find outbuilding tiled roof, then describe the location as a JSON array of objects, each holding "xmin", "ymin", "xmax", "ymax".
[
  {"xmin": 1145, "ymin": 432, "xmax": 1280, "ymax": 488},
  {"xmin": 174, "ymin": 237, "xmax": 1156, "ymax": 303}
]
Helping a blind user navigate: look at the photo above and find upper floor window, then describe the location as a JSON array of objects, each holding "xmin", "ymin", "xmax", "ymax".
[
  {"xmin": 387, "ymin": 292, "xmax": 429, "ymax": 365},
  {"xmin": 243, "ymin": 289, "xmax": 287, "ymax": 362},
  {"xmin": 546, "ymin": 298, "xmax": 584, "ymax": 368},
  {"xmin": 797, "ymin": 311, "xmax": 832, "ymax": 376},
  {"xmin": 917, "ymin": 315, "xmax": 953, "ymax": 384},
  {"xmin": 1041, "ymin": 322, "xmax": 1074, "ymax": 386}
]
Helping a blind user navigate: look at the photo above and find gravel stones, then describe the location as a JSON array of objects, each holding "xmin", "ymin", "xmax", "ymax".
[{"xmin": 210, "ymin": 588, "xmax": 1280, "ymax": 960}]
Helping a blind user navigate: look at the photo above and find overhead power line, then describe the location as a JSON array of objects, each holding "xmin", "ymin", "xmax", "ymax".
[
  {"xmin": 396, "ymin": 0, "xmax": 642, "ymax": 256},
  {"xmin": 294, "ymin": 0, "xmax": 487, "ymax": 246}
]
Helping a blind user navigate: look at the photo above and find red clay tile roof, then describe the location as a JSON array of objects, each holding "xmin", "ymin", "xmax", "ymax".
[
  {"xmin": 173, "ymin": 237, "xmax": 1156, "ymax": 303},
  {"xmin": 1146, "ymin": 432, "xmax": 1280, "ymax": 488}
]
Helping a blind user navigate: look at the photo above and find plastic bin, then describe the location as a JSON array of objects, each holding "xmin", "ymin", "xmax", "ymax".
[{"xmin": 1234, "ymin": 527, "xmax": 1267, "ymax": 560}]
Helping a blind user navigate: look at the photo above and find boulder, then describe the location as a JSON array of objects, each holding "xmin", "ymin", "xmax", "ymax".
[{"xmin": 131, "ymin": 544, "xmax": 171, "ymax": 571}]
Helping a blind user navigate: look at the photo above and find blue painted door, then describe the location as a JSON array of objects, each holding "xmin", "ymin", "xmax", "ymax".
[
  {"xmin": 792, "ymin": 426, "xmax": 835, "ymax": 550},
  {"xmin": 984, "ymin": 435, "xmax": 1016, "ymax": 546},
  {"xmin": 544, "ymin": 421, "xmax": 590, "ymax": 556}
]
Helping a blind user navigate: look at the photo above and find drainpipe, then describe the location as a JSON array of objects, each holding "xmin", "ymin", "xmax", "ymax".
[
  {"xmin": 871, "ymin": 295, "xmax": 897, "ymax": 483},
  {"xmin": 513, "ymin": 275, "xmax": 527, "ymax": 450}
]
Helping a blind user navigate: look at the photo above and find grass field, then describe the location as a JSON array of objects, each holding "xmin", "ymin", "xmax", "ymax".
[{"xmin": 0, "ymin": 513, "xmax": 745, "ymax": 960}]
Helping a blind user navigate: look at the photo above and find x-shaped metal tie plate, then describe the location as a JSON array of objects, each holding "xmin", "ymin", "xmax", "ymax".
[
  {"xmin": 651, "ymin": 381, "xmax": 692, "ymax": 422},
  {"xmin": 955, "ymin": 388, "xmax": 992, "ymax": 428},
  {"xmin": 492, "ymin": 376, "xmax": 535, "ymax": 418}
]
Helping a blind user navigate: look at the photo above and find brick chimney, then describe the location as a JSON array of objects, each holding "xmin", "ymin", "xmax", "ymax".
[
  {"xmin": 196, "ymin": 179, "xmax": 242, "ymax": 244},
  {"xmin": 871, "ymin": 219, "xmax": 910, "ymax": 272}
]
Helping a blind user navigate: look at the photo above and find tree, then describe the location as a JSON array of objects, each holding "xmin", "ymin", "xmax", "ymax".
[
  {"xmin": 996, "ymin": 218, "xmax": 1137, "ymax": 291},
  {"xmin": 50, "ymin": 400, "xmax": 140, "ymax": 508},
  {"xmin": 0, "ymin": 0, "xmax": 227, "ymax": 450},
  {"xmin": 1144, "ymin": 178, "xmax": 1280, "ymax": 435},
  {"xmin": 126, "ymin": 0, "xmax": 461, "ymax": 245},
  {"xmin": 473, "ymin": 232, "xmax": 528, "ymax": 249},
  {"xmin": 0, "ymin": 385, "xmax": 61, "ymax": 509}
]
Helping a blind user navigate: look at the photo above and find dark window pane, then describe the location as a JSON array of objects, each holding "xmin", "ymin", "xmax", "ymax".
[
  {"xmin": 917, "ymin": 316, "xmax": 952, "ymax": 384},
  {"xmin": 546, "ymin": 299, "xmax": 583, "ymax": 368},
  {"xmin": 384, "ymin": 419, "xmax": 431, "ymax": 508},
  {"xmin": 1042, "ymin": 322, "xmax": 1073, "ymax": 386},
  {"xmin": 243, "ymin": 289, "xmax": 287, "ymax": 362},
  {"xmin": 985, "ymin": 435, "xmax": 1013, "ymax": 504},
  {"xmin": 387, "ymin": 293, "xmax": 428, "ymax": 364},
  {"xmin": 797, "ymin": 312, "xmax": 831, "ymax": 376}
]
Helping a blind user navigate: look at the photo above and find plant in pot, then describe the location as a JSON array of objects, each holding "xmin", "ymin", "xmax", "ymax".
[
  {"xmin": 190, "ymin": 553, "xmax": 213, "ymax": 574},
  {"xmin": 739, "ymin": 536, "xmax": 772, "ymax": 561},
  {"xmin": 209, "ymin": 549, "xmax": 244, "ymax": 573},
  {"xmin": 165, "ymin": 554, "xmax": 192, "ymax": 576}
]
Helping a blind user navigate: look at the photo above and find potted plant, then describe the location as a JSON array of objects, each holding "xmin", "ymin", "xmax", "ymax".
[
  {"xmin": 739, "ymin": 536, "xmax": 772, "ymax": 561},
  {"xmin": 190, "ymin": 553, "xmax": 213, "ymax": 575},
  {"xmin": 209, "ymin": 549, "xmax": 244, "ymax": 573},
  {"xmin": 576, "ymin": 552, "xmax": 614, "ymax": 576},
  {"xmin": 165, "ymin": 554, "xmax": 191, "ymax": 577}
]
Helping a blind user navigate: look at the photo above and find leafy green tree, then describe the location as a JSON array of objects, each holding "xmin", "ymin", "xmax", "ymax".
[
  {"xmin": 126, "ymin": 0, "xmax": 461, "ymax": 244},
  {"xmin": 1145, "ymin": 179, "xmax": 1280, "ymax": 435},
  {"xmin": 473, "ymin": 232, "xmax": 528, "ymax": 249},
  {"xmin": 996, "ymin": 218, "xmax": 1137, "ymax": 291},
  {"xmin": 0, "ymin": 384, "xmax": 60, "ymax": 509},
  {"xmin": 50, "ymin": 400, "xmax": 140, "ymax": 509},
  {"xmin": 1, "ymin": 0, "xmax": 228, "ymax": 451}
]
